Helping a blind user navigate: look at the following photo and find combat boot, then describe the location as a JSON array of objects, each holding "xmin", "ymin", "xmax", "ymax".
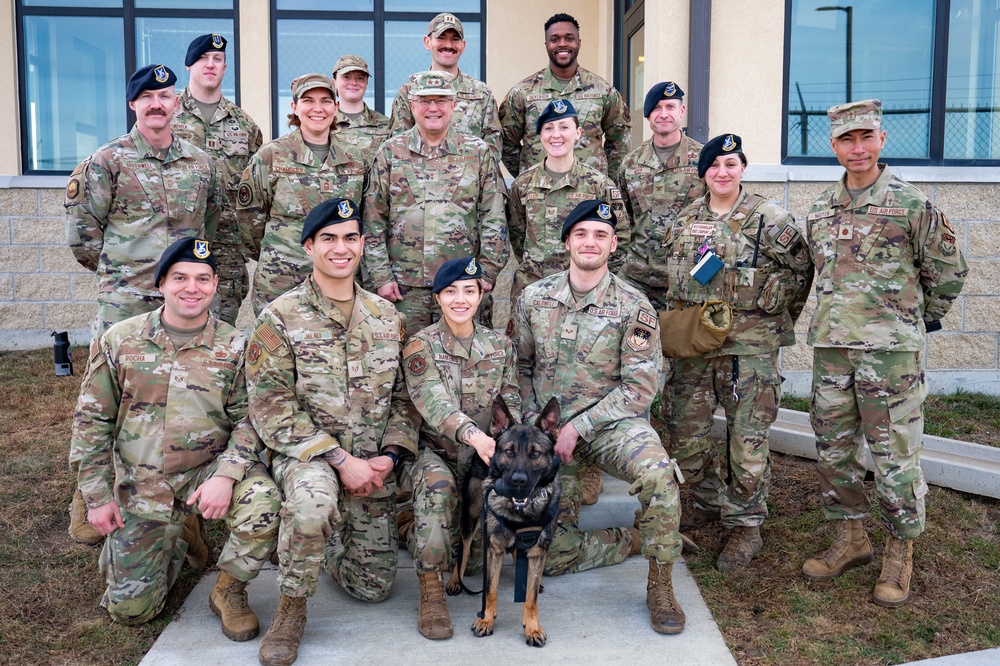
[
  {"xmin": 873, "ymin": 536, "xmax": 914, "ymax": 607},
  {"xmin": 802, "ymin": 519, "xmax": 873, "ymax": 581},
  {"xmin": 68, "ymin": 489, "xmax": 103, "ymax": 545},
  {"xmin": 209, "ymin": 571, "xmax": 259, "ymax": 641},
  {"xmin": 417, "ymin": 571, "xmax": 453, "ymax": 639},
  {"xmin": 582, "ymin": 465, "xmax": 604, "ymax": 505},
  {"xmin": 646, "ymin": 560, "xmax": 685, "ymax": 634},
  {"xmin": 397, "ymin": 507, "xmax": 415, "ymax": 547},
  {"xmin": 181, "ymin": 512, "xmax": 210, "ymax": 571},
  {"xmin": 715, "ymin": 526, "xmax": 763, "ymax": 572},
  {"xmin": 259, "ymin": 594, "xmax": 307, "ymax": 666}
]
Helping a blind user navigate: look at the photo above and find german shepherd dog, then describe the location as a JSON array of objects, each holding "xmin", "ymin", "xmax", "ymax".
[{"xmin": 453, "ymin": 395, "xmax": 562, "ymax": 647}]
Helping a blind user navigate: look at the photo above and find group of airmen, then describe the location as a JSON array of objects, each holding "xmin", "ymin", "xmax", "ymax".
[{"xmin": 62, "ymin": 10, "xmax": 969, "ymax": 666}]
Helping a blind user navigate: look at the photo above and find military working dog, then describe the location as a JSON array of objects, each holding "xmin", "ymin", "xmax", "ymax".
[{"xmin": 454, "ymin": 396, "xmax": 561, "ymax": 647}]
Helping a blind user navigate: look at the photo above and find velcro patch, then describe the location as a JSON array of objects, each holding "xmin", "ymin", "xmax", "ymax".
[
  {"xmin": 610, "ymin": 187, "xmax": 621, "ymax": 199},
  {"xmin": 868, "ymin": 206, "xmax": 906, "ymax": 216},
  {"xmin": 273, "ymin": 165, "xmax": 306, "ymax": 174},
  {"xmin": 625, "ymin": 327, "xmax": 651, "ymax": 352},
  {"xmin": 486, "ymin": 349, "xmax": 506, "ymax": 360},
  {"xmin": 402, "ymin": 339, "xmax": 424, "ymax": 358},
  {"xmin": 373, "ymin": 331, "xmax": 401, "ymax": 342},
  {"xmin": 806, "ymin": 209, "xmax": 836, "ymax": 221},
  {"xmin": 527, "ymin": 93, "xmax": 551, "ymax": 102},
  {"xmin": 587, "ymin": 306, "xmax": 620, "ymax": 317},
  {"xmin": 689, "ymin": 223, "xmax": 715, "ymax": 236},
  {"xmin": 636, "ymin": 309, "xmax": 657, "ymax": 328},
  {"xmin": 120, "ymin": 353, "xmax": 155, "ymax": 363},
  {"xmin": 531, "ymin": 298, "xmax": 558, "ymax": 308},
  {"xmin": 775, "ymin": 226, "xmax": 796, "ymax": 249},
  {"xmin": 237, "ymin": 182, "xmax": 253, "ymax": 207},
  {"xmin": 407, "ymin": 354, "xmax": 428, "ymax": 376},
  {"xmin": 255, "ymin": 322, "xmax": 283, "ymax": 352}
]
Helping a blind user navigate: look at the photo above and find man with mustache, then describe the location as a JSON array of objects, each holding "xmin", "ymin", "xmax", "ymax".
[
  {"xmin": 388, "ymin": 13, "xmax": 502, "ymax": 158},
  {"xmin": 500, "ymin": 12, "xmax": 632, "ymax": 184},
  {"xmin": 65, "ymin": 64, "xmax": 222, "ymax": 545},
  {"xmin": 173, "ymin": 34, "xmax": 263, "ymax": 326}
]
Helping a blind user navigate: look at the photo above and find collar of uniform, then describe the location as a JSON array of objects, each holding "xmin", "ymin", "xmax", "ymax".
[
  {"xmin": 179, "ymin": 86, "xmax": 232, "ymax": 124},
  {"xmin": 128, "ymin": 125, "xmax": 187, "ymax": 163},
  {"xmin": 641, "ymin": 134, "xmax": 695, "ymax": 169},
  {"xmin": 528, "ymin": 156, "xmax": 585, "ymax": 189},
  {"xmin": 702, "ymin": 186, "xmax": 748, "ymax": 224},
  {"xmin": 335, "ymin": 104, "xmax": 376, "ymax": 129},
  {"xmin": 439, "ymin": 320, "xmax": 493, "ymax": 362},
  {"xmin": 552, "ymin": 269, "xmax": 614, "ymax": 311},
  {"xmin": 542, "ymin": 65, "xmax": 585, "ymax": 92},
  {"xmin": 143, "ymin": 305, "xmax": 219, "ymax": 351},
  {"xmin": 289, "ymin": 128, "xmax": 356, "ymax": 167},
  {"xmin": 832, "ymin": 162, "xmax": 891, "ymax": 208},
  {"xmin": 406, "ymin": 124, "xmax": 461, "ymax": 157}
]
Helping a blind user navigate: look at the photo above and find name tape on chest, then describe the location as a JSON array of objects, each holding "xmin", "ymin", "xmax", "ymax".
[
  {"xmin": 806, "ymin": 209, "xmax": 836, "ymax": 221},
  {"xmin": 531, "ymin": 298, "xmax": 559, "ymax": 308},
  {"xmin": 120, "ymin": 353, "xmax": 156, "ymax": 363},
  {"xmin": 689, "ymin": 223, "xmax": 715, "ymax": 237},
  {"xmin": 274, "ymin": 165, "xmax": 306, "ymax": 174}
]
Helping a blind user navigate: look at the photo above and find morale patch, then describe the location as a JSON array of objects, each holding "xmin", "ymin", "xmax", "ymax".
[
  {"xmin": 254, "ymin": 322, "xmax": 283, "ymax": 352},
  {"xmin": 237, "ymin": 182, "xmax": 253, "ymax": 207},
  {"xmin": 66, "ymin": 179, "xmax": 80, "ymax": 200},
  {"xmin": 868, "ymin": 206, "xmax": 906, "ymax": 216},
  {"xmin": 626, "ymin": 327, "xmax": 651, "ymax": 351},
  {"xmin": 775, "ymin": 226, "xmax": 796, "ymax": 248},
  {"xmin": 505, "ymin": 318, "xmax": 515, "ymax": 337},
  {"xmin": 637, "ymin": 309, "xmax": 657, "ymax": 328},
  {"xmin": 408, "ymin": 354, "xmax": 428, "ymax": 376},
  {"xmin": 402, "ymin": 339, "xmax": 424, "ymax": 358},
  {"xmin": 689, "ymin": 223, "xmax": 715, "ymax": 236}
]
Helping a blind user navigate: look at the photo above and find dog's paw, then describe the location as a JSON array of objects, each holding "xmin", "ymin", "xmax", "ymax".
[
  {"xmin": 524, "ymin": 627, "xmax": 547, "ymax": 647},
  {"xmin": 471, "ymin": 618, "xmax": 495, "ymax": 637},
  {"xmin": 445, "ymin": 579, "xmax": 462, "ymax": 596},
  {"xmin": 538, "ymin": 583, "xmax": 545, "ymax": 594}
]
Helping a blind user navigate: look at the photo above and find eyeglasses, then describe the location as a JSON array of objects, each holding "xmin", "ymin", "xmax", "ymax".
[{"xmin": 411, "ymin": 98, "xmax": 453, "ymax": 108}]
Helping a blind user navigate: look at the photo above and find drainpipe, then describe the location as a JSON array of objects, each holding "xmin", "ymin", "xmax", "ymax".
[{"xmin": 688, "ymin": 0, "xmax": 711, "ymax": 142}]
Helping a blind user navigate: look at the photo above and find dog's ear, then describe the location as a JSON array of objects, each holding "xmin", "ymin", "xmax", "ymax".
[
  {"xmin": 536, "ymin": 396, "xmax": 561, "ymax": 440},
  {"xmin": 491, "ymin": 395, "xmax": 515, "ymax": 437}
]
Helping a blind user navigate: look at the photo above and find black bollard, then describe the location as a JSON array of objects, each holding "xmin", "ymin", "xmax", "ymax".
[{"xmin": 52, "ymin": 331, "xmax": 72, "ymax": 376}]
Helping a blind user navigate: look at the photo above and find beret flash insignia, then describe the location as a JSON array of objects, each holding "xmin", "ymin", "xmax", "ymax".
[
  {"xmin": 722, "ymin": 134, "xmax": 736, "ymax": 152},
  {"xmin": 212, "ymin": 34, "xmax": 224, "ymax": 49},
  {"xmin": 553, "ymin": 99, "xmax": 568, "ymax": 113},
  {"xmin": 338, "ymin": 200, "xmax": 354, "ymax": 218},
  {"xmin": 597, "ymin": 203, "xmax": 612, "ymax": 220},
  {"xmin": 193, "ymin": 239, "xmax": 210, "ymax": 259},
  {"xmin": 154, "ymin": 65, "xmax": 169, "ymax": 83}
]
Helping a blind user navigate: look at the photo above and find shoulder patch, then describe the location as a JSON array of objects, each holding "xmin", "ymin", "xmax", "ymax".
[
  {"xmin": 775, "ymin": 225, "xmax": 797, "ymax": 249},
  {"xmin": 625, "ymin": 327, "xmax": 652, "ymax": 352},
  {"xmin": 237, "ymin": 182, "xmax": 253, "ymax": 207},
  {"xmin": 66, "ymin": 178, "xmax": 80, "ymax": 200},
  {"xmin": 505, "ymin": 318, "xmax": 515, "ymax": 338},
  {"xmin": 402, "ymin": 339, "xmax": 424, "ymax": 358},
  {"xmin": 407, "ymin": 354, "xmax": 428, "ymax": 376},
  {"xmin": 254, "ymin": 321, "xmax": 283, "ymax": 353},
  {"xmin": 636, "ymin": 309, "xmax": 657, "ymax": 328}
]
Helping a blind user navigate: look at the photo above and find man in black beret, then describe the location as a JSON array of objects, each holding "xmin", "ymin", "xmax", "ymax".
[
  {"xmin": 65, "ymin": 64, "xmax": 222, "ymax": 544},
  {"xmin": 174, "ymin": 34, "xmax": 263, "ymax": 327}
]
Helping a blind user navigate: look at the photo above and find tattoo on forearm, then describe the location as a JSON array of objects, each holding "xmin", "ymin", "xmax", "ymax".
[
  {"xmin": 329, "ymin": 448, "xmax": 347, "ymax": 467},
  {"xmin": 464, "ymin": 426, "xmax": 483, "ymax": 445}
]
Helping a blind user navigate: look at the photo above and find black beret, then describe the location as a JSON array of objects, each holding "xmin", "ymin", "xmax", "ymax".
[
  {"xmin": 185, "ymin": 34, "xmax": 227, "ymax": 67},
  {"xmin": 535, "ymin": 99, "xmax": 578, "ymax": 134},
  {"xmin": 155, "ymin": 237, "xmax": 215, "ymax": 287},
  {"xmin": 643, "ymin": 81, "xmax": 685, "ymax": 118},
  {"xmin": 300, "ymin": 198, "xmax": 362, "ymax": 244},
  {"xmin": 127, "ymin": 64, "xmax": 177, "ymax": 102},
  {"xmin": 697, "ymin": 133, "xmax": 744, "ymax": 178},
  {"xmin": 561, "ymin": 199, "xmax": 617, "ymax": 241},
  {"xmin": 432, "ymin": 256, "xmax": 483, "ymax": 293}
]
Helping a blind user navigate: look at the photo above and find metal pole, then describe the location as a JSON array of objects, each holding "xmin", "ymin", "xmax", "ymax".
[{"xmin": 845, "ymin": 6, "xmax": 852, "ymax": 102}]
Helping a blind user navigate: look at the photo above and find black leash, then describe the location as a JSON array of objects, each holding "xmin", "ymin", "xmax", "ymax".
[{"xmin": 727, "ymin": 355, "xmax": 739, "ymax": 486}]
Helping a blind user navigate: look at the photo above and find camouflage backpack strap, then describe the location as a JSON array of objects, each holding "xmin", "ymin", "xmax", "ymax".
[{"xmin": 725, "ymin": 193, "xmax": 766, "ymax": 238}]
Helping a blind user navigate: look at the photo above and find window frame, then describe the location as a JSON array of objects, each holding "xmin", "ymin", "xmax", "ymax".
[
  {"xmin": 269, "ymin": 0, "xmax": 487, "ymax": 140},
  {"xmin": 781, "ymin": 0, "xmax": 1000, "ymax": 167},
  {"xmin": 15, "ymin": 0, "xmax": 241, "ymax": 175}
]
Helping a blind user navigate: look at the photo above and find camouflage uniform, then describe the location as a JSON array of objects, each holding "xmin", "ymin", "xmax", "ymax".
[
  {"xmin": 619, "ymin": 134, "xmax": 705, "ymax": 312},
  {"xmin": 806, "ymin": 165, "xmax": 968, "ymax": 539},
  {"xmin": 71, "ymin": 308, "xmax": 280, "ymax": 625},
  {"xmin": 401, "ymin": 320, "xmax": 521, "ymax": 574},
  {"xmin": 173, "ymin": 87, "xmax": 263, "ymax": 324},
  {"xmin": 508, "ymin": 159, "xmax": 629, "ymax": 304},
  {"xmin": 333, "ymin": 105, "xmax": 391, "ymax": 165},
  {"xmin": 246, "ymin": 276, "xmax": 418, "ymax": 601},
  {"xmin": 236, "ymin": 129, "xmax": 368, "ymax": 315},
  {"xmin": 66, "ymin": 126, "xmax": 221, "ymax": 339},
  {"xmin": 389, "ymin": 70, "xmax": 502, "ymax": 158},
  {"xmin": 500, "ymin": 66, "xmax": 632, "ymax": 181},
  {"xmin": 664, "ymin": 188, "xmax": 812, "ymax": 527},
  {"xmin": 363, "ymin": 126, "xmax": 508, "ymax": 333},
  {"xmin": 515, "ymin": 270, "xmax": 680, "ymax": 575}
]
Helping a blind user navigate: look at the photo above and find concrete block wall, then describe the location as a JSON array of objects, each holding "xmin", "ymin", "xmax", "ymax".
[{"xmin": 2, "ymin": 183, "xmax": 998, "ymax": 397}]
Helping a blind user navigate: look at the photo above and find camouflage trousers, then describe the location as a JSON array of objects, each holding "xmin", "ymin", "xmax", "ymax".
[
  {"xmin": 404, "ymin": 447, "xmax": 483, "ymax": 575},
  {"xmin": 809, "ymin": 347, "xmax": 929, "ymax": 540},
  {"xmin": 99, "ymin": 463, "xmax": 281, "ymax": 625},
  {"xmin": 209, "ymin": 241, "xmax": 249, "ymax": 326},
  {"xmin": 616, "ymin": 273, "xmax": 674, "ymax": 427},
  {"xmin": 89, "ymin": 293, "xmax": 163, "ymax": 341},
  {"xmin": 546, "ymin": 418, "xmax": 681, "ymax": 576},
  {"xmin": 667, "ymin": 352, "xmax": 779, "ymax": 528},
  {"xmin": 270, "ymin": 454, "xmax": 398, "ymax": 602},
  {"xmin": 396, "ymin": 284, "xmax": 494, "ymax": 340}
]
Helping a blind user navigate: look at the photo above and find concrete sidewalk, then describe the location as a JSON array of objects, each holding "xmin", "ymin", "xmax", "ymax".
[{"xmin": 141, "ymin": 476, "xmax": 736, "ymax": 665}]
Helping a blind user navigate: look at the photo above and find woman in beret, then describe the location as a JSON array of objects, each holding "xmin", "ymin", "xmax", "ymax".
[
  {"xmin": 236, "ymin": 73, "xmax": 368, "ymax": 315},
  {"xmin": 399, "ymin": 256, "xmax": 521, "ymax": 641},
  {"xmin": 662, "ymin": 133, "xmax": 813, "ymax": 572}
]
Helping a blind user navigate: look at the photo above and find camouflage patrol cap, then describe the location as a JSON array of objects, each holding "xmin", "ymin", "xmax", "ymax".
[
  {"xmin": 332, "ymin": 54, "xmax": 370, "ymax": 78},
  {"xmin": 291, "ymin": 73, "xmax": 336, "ymax": 100},
  {"xmin": 408, "ymin": 70, "xmax": 457, "ymax": 97},
  {"xmin": 828, "ymin": 99, "xmax": 882, "ymax": 138},
  {"xmin": 428, "ymin": 13, "xmax": 464, "ymax": 39},
  {"xmin": 155, "ymin": 237, "xmax": 215, "ymax": 287}
]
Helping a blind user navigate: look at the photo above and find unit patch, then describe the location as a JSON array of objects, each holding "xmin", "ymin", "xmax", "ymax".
[
  {"xmin": 626, "ymin": 327, "xmax": 651, "ymax": 352},
  {"xmin": 408, "ymin": 354, "xmax": 428, "ymax": 376}
]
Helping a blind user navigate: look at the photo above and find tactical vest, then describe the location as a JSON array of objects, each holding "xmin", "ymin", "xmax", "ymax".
[{"xmin": 665, "ymin": 194, "xmax": 778, "ymax": 310}]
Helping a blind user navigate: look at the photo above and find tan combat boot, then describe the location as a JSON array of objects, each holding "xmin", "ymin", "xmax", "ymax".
[
  {"xmin": 417, "ymin": 571, "xmax": 453, "ymax": 639},
  {"xmin": 680, "ymin": 505, "xmax": 720, "ymax": 531},
  {"xmin": 646, "ymin": 560, "xmax": 685, "ymax": 634},
  {"xmin": 259, "ymin": 594, "xmax": 307, "ymax": 666},
  {"xmin": 716, "ymin": 526, "xmax": 763, "ymax": 572},
  {"xmin": 582, "ymin": 465, "xmax": 604, "ymax": 505},
  {"xmin": 181, "ymin": 512, "xmax": 210, "ymax": 571},
  {"xmin": 209, "ymin": 571, "xmax": 259, "ymax": 641},
  {"xmin": 397, "ymin": 507, "xmax": 415, "ymax": 547},
  {"xmin": 873, "ymin": 536, "xmax": 914, "ymax": 607},
  {"xmin": 68, "ymin": 489, "xmax": 103, "ymax": 545},
  {"xmin": 802, "ymin": 519, "xmax": 873, "ymax": 581}
]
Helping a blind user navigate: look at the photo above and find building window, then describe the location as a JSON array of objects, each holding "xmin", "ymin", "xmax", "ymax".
[
  {"xmin": 616, "ymin": 0, "xmax": 644, "ymax": 152},
  {"xmin": 16, "ymin": 0, "xmax": 238, "ymax": 174},
  {"xmin": 272, "ymin": 0, "xmax": 485, "ymax": 138},
  {"xmin": 784, "ymin": 0, "xmax": 1000, "ymax": 164}
]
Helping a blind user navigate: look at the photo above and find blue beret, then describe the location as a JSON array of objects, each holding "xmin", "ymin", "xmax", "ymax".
[
  {"xmin": 432, "ymin": 256, "xmax": 483, "ymax": 293},
  {"xmin": 697, "ymin": 133, "xmax": 744, "ymax": 178},
  {"xmin": 535, "ymin": 99, "xmax": 578, "ymax": 134},
  {"xmin": 300, "ymin": 198, "xmax": 362, "ymax": 244},
  {"xmin": 185, "ymin": 34, "xmax": 227, "ymax": 67},
  {"xmin": 127, "ymin": 64, "xmax": 177, "ymax": 102},
  {"xmin": 561, "ymin": 199, "xmax": 617, "ymax": 241},
  {"xmin": 155, "ymin": 237, "xmax": 215, "ymax": 287},
  {"xmin": 643, "ymin": 81, "xmax": 684, "ymax": 118}
]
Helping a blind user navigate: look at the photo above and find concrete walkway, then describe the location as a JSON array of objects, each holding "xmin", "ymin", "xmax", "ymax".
[{"xmin": 141, "ymin": 476, "xmax": 736, "ymax": 666}]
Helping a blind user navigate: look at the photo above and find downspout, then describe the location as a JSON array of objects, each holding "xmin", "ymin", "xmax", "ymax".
[{"xmin": 688, "ymin": 0, "xmax": 711, "ymax": 142}]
